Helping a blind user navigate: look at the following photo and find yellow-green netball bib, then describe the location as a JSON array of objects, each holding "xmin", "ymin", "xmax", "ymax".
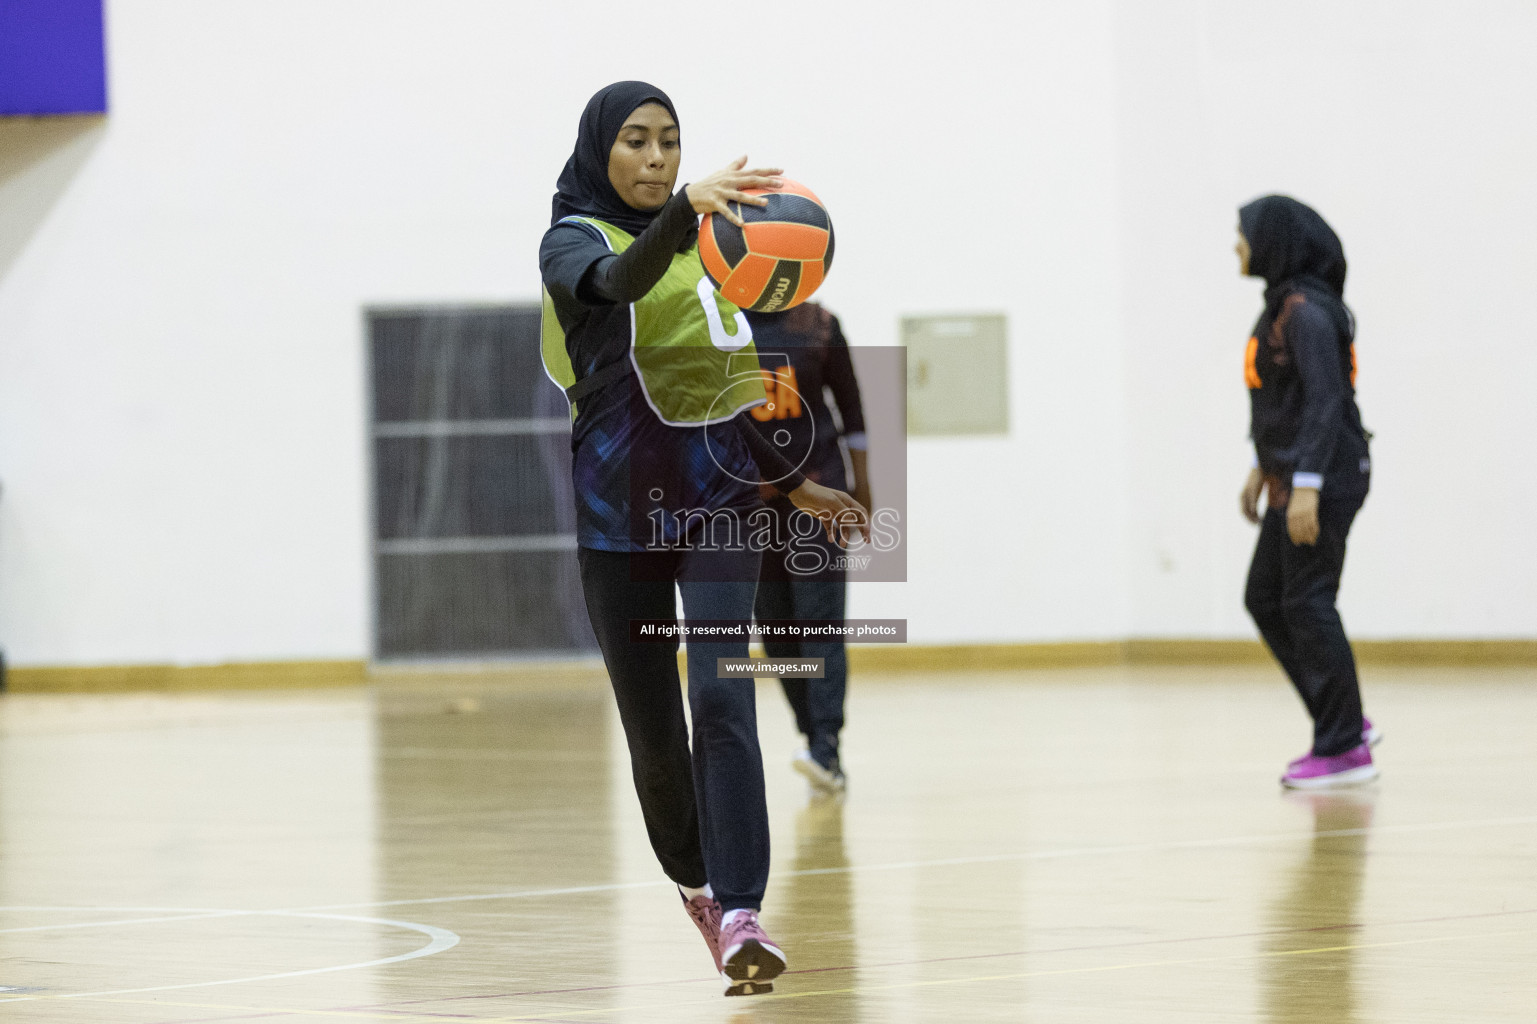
[{"xmin": 541, "ymin": 216, "xmax": 767, "ymax": 424}]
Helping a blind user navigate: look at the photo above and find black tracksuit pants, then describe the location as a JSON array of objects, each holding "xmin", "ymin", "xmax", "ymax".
[
  {"xmin": 754, "ymin": 524, "xmax": 848, "ymax": 767},
  {"xmin": 1244, "ymin": 477, "xmax": 1369, "ymax": 757},
  {"xmin": 577, "ymin": 545, "xmax": 769, "ymax": 913}
]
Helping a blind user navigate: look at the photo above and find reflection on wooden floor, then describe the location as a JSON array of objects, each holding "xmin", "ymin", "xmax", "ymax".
[
  {"xmin": 2, "ymin": 663, "xmax": 1535, "ymax": 1022},
  {"xmin": 1262, "ymin": 791, "xmax": 1372, "ymax": 1024}
]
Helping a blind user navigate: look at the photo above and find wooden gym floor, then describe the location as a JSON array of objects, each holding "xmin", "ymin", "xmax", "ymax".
[{"xmin": 2, "ymin": 662, "xmax": 1534, "ymax": 1022}]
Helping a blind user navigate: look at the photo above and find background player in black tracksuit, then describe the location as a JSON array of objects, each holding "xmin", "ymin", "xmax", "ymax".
[
  {"xmin": 1235, "ymin": 195, "xmax": 1379, "ymax": 789},
  {"xmin": 744, "ymin": 303, "xmax": 869, "ymax": 793}
]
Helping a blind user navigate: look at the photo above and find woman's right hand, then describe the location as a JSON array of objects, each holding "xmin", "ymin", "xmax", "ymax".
[
  {"xmin": 1240, "ymin": 467, "xmax": 1265, "ymax": 524},
  {"xmin": 787, "ymin": 480, "xmax": 870, "ymax": 547},
  {"xmin": 686, "ymin": 157, "xmax": 784, "ymax": 227}
]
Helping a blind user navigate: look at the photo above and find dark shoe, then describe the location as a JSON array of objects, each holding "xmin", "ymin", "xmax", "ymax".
[{"xmin": 792, "ymin": 749, "xmax": 845, "ymax": 795}]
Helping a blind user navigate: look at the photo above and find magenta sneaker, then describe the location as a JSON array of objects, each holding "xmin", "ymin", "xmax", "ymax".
[
  {"xmin": 1281, "ymin": 742, "xmax": 1378, "ymax": 789},
  {"xmin": 1288, "ymin": 717, "xmax": 1383, "ymax": 769},
  {"xmin": 681, "ymin": 892, "xmax": 723, "ymax": 973},
  {"xmin": 717, "ymin": 910, "xmax": 786, "ymax": 997}
]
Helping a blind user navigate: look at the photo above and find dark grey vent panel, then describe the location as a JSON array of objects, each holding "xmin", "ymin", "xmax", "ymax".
[{"xmin": 367, "ymin": 306, "xmax": 594, "ymax": 659}]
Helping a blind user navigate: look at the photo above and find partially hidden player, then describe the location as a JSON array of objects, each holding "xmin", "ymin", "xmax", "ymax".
[
  {"xmin": 1235, "ymin": 195, "xmax": 1381, "ymax": 790},
  {"xmin": 745, "ymin": 303, "xmax": 869, "ymax": 795},
  {"xmin": 538, "ymin": 81, "xmax": 867, "ymax": 995}
]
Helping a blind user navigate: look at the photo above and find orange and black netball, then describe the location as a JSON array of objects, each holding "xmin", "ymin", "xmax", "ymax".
[{"xmin": 699, "ymin": 178, "xmax": 834, "ymax": 313}]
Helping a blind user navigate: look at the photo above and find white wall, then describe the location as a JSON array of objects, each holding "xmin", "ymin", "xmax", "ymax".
[
  {"xmin": 0, "ymin": 0, "xmax": 1531, "ymax": 667},
  {"xmin": 1114, "ymin": 0, "xmax": 1537, "ymax": 639}
]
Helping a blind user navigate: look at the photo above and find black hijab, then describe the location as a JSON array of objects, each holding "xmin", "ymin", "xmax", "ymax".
[
  {"xmin": 550, "ymin": 81, "xmax": 693, "ymax": 247},
  {"xmin": 1239, "ymin": 194, "xmax": 1352, "ymax": 340}
]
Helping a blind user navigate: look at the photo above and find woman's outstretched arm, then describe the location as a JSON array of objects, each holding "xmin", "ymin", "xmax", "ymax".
[
  {"xmin": 738, "ymin": 415, "xmax": 869, "ymax": 545},
  {"xmin": 579, "ymin": 191, "xmax": 700, "ymax": 303},
  {"xmin": 737, "ymin": 414, "xmax": 806, "ymax": 494},
  {"xmin": 577, "ymin": 158, "xmax": 785, "ymax": 305}
]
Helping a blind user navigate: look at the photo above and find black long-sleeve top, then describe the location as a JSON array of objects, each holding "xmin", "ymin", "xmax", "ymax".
[
  {"xmin": 1247, "ymin": 291, "xmax": 1369, "ymax": 491},
  {"xmin": 571, "ymin": 190, "xmax": 701, "ymax": 306},
  {"xmin": 540, "ymin": 189, "xmax": 805, "ymax": 498}
]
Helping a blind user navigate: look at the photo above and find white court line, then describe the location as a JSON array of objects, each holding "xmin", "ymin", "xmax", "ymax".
[
  {"xmin": 9, "ymin": 813, "xmax": 1535, "ymax": 925},
  {"xmin": 0, "ymin": 911, "xmax": 459, "ymax": 1003},
  {"xmin": 0, "ymin": 909, "xmax": 246, "ymax": 935},
  {"xmin": 286, "ymin": 812, "xmax": 1537, "ymax": 912},
  {"xmin": 2, "ymin": 812, "xmax": 1531, "ymax": 1001}
]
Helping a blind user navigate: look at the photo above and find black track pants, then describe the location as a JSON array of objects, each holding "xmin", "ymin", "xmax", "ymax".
[
  {"xmin": 755, "ymin": 534, "xmax": 848, "ymax": 766},
  {"xmin": 1244, "ymin": 484, "xmax": 1368, "ymax": 757},
  {"xmin": 577, "ymin": 546, "xmax": 768, "ymax": 912}
]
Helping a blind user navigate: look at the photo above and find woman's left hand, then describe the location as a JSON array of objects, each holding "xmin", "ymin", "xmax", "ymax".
[
  {"xmin": 686, "ymin": 157, "xmax": 784, "ymax": 227},
  {"xmin": 1287, "ymin": 487, "xmax": 1321, "ymax": 546},
  {"xmin": 787, "ymin": 480, "xmax": 870, "ymax": 547}
]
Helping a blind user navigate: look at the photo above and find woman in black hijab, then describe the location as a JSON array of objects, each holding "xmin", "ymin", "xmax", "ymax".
[
  {"xmin": 539, "ymin": 81, "xmax": 866, "ymax": 997},
  {"xmin": 1236, "ymin": 195, "xmax": 1378, "ymax": 790}
]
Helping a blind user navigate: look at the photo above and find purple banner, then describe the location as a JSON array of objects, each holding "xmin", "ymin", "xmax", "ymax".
[{"xmin": 0, "ymin": 0, "xmax": 107, "ymax": 115}]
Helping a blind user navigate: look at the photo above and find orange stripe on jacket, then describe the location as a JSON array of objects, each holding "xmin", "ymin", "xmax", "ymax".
[{"xmin": 1244, "ymin": 336, "xmax": 1262, "ymax": 389}]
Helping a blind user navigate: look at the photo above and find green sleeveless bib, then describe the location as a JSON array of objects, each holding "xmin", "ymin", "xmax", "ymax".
[{"xmin": 541, "ymin": 216, "xmax": 767, "ymax": 425}]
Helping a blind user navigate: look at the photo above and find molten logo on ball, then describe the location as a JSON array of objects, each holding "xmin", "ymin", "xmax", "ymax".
[
  {"xmin": 699, "ymin": 178, "xmax": 835, "ymax": 313},
  {"xmin": 764, "ymin": 276, "xmax": 793, "ymax": 312}
]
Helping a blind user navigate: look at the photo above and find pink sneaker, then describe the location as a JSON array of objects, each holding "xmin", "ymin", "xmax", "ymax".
[
  {"xmin": 1288, "ymin": 717, "xmax": 1383, "ymax": 769},
  {"xmin": 681, "ymin": 892, "xmax": 723, "ymax": 973},
  {"xmin": 1282, "ymin": 742, "xmax": 1379, "ymax": 789},
  {"xmin": 717, "ymin": 910, "xmax": 786, "ymax": 997}
]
